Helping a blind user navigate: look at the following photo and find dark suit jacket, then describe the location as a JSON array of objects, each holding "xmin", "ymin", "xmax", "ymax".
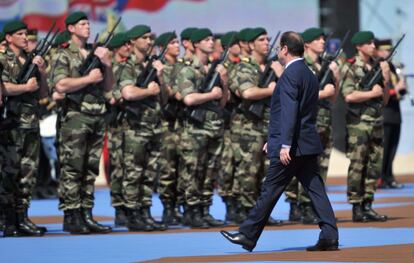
[{"xmin": 267, "ymin": 59, "xmax": 323, "ymax": 158}]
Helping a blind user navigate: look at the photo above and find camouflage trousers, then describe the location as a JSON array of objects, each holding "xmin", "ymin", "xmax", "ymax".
[
  {"xmin": 231, "ymin": 114, "xmax": 265, "ymax": 209},
  {"xmin": 157, "ymin": 119, "xmax": 184, "ymax": 206},
  {"xmin": 346, "ymin": 121, "xmax": 383, "ymax": 203},
  {"xmin": 179, "ymin": 115, "xmax": 224, "ymax": 207},
  {"xmin": 122, "ymin": 118, "xmax": 163, "ymax": 209},
  {"xmin": 58, "ymin": 111, "xmax": 105, "ymax": 211},
  {"xmin": 285, "ymin": 110, "xmax": 332, "ymax": 204},
  {"xmin": 108, "ymin": 125, "xmax": 124, "ymax": 208},
  {"xmin": 0, "ymin": 128, "xmax": 39, "ymax": 210},
  {"xmin": 217, "ymin": 128, "xmax": 235, "ymax": 199}
]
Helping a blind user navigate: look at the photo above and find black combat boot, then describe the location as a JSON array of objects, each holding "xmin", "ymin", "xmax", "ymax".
[
  {"xmin": 114, "ymin": 206, "xmax": 127, "ymax": 227},
  {"xmin": 16, "ymin": 210, "xmax": 43, "ymax": 236},
  {"xmin": 23, "ymin": 208, "xmax": 47, "ymax": 233},
  {"xmin": 201, "ymin": 205, "xmax": 224, "ymax": 227},
  {"xmin": 3, "ymin": 206, "xmax": 23, "ymax": 237},
  {"xmin": 141, "ymin": 206, "xmax": 167, "ymax": 231},
  {"xmin": 289, "ymin": 202, "xmax": 302, "ymax": 222},
  {"xmin": 125, "ymin": 208, "xmax": 153, "ymax": 231},
  {"xmin": 162, "ymin": 202, "xmax": 179, "ymax": 226},
  {"xmin": 363, "ymin": 201, "xmax": 387, "ymax": 222},
  {"xmin": 267, "ymin": 216, "xmax": 283, "ymax": 226},
  {"xmin": 301, "ymin": 203, "xmax": 319, "ymax": 225},
  {"xmin": 188, "ymin": 206, "xmax": 209, "ymax": 229},
  {"xmin": 352, "ymin": 203, "xmax": 368, "ymax": 222},
  {"xmin": 173, "ymin": 204, "xmax": 183, "ymax": 223},
  {"xmin": 63, "ymin": 209, "xmax": 90, "ymax": 234},
  {"xmin": 81, "ymin": 208, "xmax": 112, "ymax": 233},
  {"xmin": 182, "ymin": 204, "xmax": 192, "ymax": 226},
  {"xmin": 223, "ymin": 197, "xmax": 237, "ymax": 224}
]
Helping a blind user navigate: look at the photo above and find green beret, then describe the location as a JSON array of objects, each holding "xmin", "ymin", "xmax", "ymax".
[
  {"xmin": 245, "ymin": 27, "xmax": 267, "ymax": 42},
  {"xmin": 54, "ymin": 30, "xmax": 71, "ymax": 46},
  {"xmin": 301, "ymin": 27, "xmax": 325, "ymax": 43},
  {"xmin": 221, "ymin": 31, "xmax": 238, "ymax": 47},
  {"xmin": 128, "ymin": 25, "xmax": 151, "ymax": 39},
  {"xmin": 351, "ymin": 31, "xmax": 375, "ymax": 45},
  {"xmin": 108, "ymin": 32, "xmax": 129, "ymax": 49},
  {"xmin": 154, "ymin": 31, "xmax": 177, "ymax": 47},
  {"xmin": 65, "ymin": 11, "xmax": 88, "ymax": 26},
  {"xmin": 0, "ymin": 32, "xmax": 4, "ymax": 42},
  {"xmin": 3, "ymin": 20, "xmax": 27, "ymax": 35},
  {"xmin": 180, "ymin": 27, "xmax": 198, "ymax": 40},
  {"xmin": 238, "ymin": 28, "xmax": 253, "ymax": 42},
  {"xmin": 190, "ymin": 28, "xmax": 213, "ymax": 43}
]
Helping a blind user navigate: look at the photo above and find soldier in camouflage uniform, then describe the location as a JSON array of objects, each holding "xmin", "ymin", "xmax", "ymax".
[
  {"xmin": 105, "ymin": 33, "xmax": 131, "ymax": 227},
  {"xmin": 52, "ymin": 12, "xmax": 113, "ymax": 234},
  {"xmin": 229, "ymin": 28, "xmax": 283, "ymax": 225},
  {"xmin": 284, "ymin": 28, "xmax": 340, "ymax": 224},
  {"xmin": 0, "ymin": 20, "xmax": 49, "ymax": 236},
  {"xmin": 176, "ymin": 28, "xmax": 227, "ymax": 228},
  {"xmin": 153, "ymin": 32, "xmax": 185, "ymax": 226},
  {"xmin": 341, "ymin": 31, "xmax": 389, "ymax": 222},
  {"xmin": 117, "ymin": 25, "xmax": 166, "ymax": 231},
  {"xmin": 217, "ymin": 31, "xmax": 240, "ymax": 224}
]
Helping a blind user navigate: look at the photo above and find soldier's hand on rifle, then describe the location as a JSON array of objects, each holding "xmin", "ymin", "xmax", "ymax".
[
  {"xmin": 88, "ymin": 68, "xmax": 104, "ymax": 84},
  {"xmin": 32, "ymin": 55, "xmax": 46, "ymax": 74},
  {"xmin": 148, "ymin": 81, "xmax": 160, "ymax": 95},
  {"xmin": 329, "ymin": 61, "xmax": 340, "ymax": 82},
  {"xmin": 380, "ymin": 61, "xmax": 391, "ymax": 84},
  {"xmin": 271, "ymin": 61, "xmax": 284, "ymax": 78},
  {"xmin": 371, "ymin": 84, "xmax": 384, "ymax": 98},
  {"xmin": 52, "ymin": 91, "xmax": 65, "ymax": 101},
  {"xmin": 94, "ymin": 47, "xmax": 112, "ymax": 67},
  {"xmin": 152, "ymin": 60, "xmax": 164, "ymax": 77},
  {"xmin": 216, "ymin": 64, "xmax": 228, "ymax": 87},
  {"xmin": 211, "ymin": 86, "xmax": 223, "ymax": 99},
  {"xmin": 268, "ymin": 81, "xmax": 276, "ymax": 93},
  {"xmin": 25, "ymin": 77, "xmax": 39, "ymax": 92}
]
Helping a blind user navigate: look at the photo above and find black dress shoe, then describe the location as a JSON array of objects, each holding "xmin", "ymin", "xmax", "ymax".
[
  {"xmin": 220, "ymin": 230, "xmax": 256, "ymax": 252},
  {"xmin": 306, "ymin": 238, "xmax": 339, "ymax": 251}
]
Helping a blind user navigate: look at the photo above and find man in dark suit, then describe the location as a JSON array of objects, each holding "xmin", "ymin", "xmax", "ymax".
[{"xmin": 221, "ymin": 31, "xmax": 339, "ymax": 252}]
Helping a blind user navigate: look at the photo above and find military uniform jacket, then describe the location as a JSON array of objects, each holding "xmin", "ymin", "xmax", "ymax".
[
  {"xmin": 118, "ymin": 54, "xmax": 161, "ymax": 128},
  {"xmin": 52, "ymin": 41, "xmax": 107, "ymax": 115},
  {"xmin": 342, "ymin": 55, "xmax": 384, "ymax": 123},
  {"xmin": 0, "ymin": 48, "xmax": 39, "ymax": 129}
]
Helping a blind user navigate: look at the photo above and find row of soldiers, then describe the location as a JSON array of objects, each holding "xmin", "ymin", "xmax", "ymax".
[{"xmin": 0, "ymin": 11, "xmax": 405, "ymax": 237}]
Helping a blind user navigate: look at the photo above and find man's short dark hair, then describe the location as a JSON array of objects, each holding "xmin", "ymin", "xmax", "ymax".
[{"xmin": 280, "ymin": 31, "xmax": 304, "ymax": 57}]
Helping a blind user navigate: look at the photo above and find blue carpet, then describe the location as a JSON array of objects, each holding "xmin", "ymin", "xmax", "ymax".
[{"xmin": 1, "ymin": 183, "xmax": 413, "ymax": 262}]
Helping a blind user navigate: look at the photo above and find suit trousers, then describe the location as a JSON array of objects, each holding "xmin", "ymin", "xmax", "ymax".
[{"xmin": 239, "ymin": 155, "xmax": 338, "ymax": 243}]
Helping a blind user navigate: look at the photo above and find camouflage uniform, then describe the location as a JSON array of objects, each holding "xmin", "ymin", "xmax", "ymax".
[
  {"xmin": 342, "ymin": 55, "xmax": 384, "ymax": 204},
  {"xmin": 177, "ymin": 55, "xmax": 224, "ymax": 208},
  {"xmin": 52, "ymin": 42, "xmax": 107, "ymax": 211},
  {"xmin": 158, "ymin": 60, "xmax": 186, "ymax": 207},
  {"xmin": 0, "ymin": 48, "xmax": 41, "ymax": 212},
  {"xmin": 108, "ymin": 57, "xmax": 128, "ymax": 208},
  {"xmin": 119, "ymin": 54, "xmax": 163, "ymax": 210},
  {"xmin": 217, "ymin": 58, "xmax": 239, "ymax": 200},
  {"xmin": 229, "ymin": 57, "xmax": 266, "ymax": 209},
  {"xmin": 285, "ymin": 54, "xmax": 334, "ymax": 204}
]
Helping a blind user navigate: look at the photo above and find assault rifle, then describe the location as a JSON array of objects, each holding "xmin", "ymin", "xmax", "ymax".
[
  {"xmin": 136, "ymin": 31, "xmax": 176, "ymax": 106},
  {"xmin": 318, "ymin": 30, "xmax": 350, "ymax": 89},
  {"xmin": 78, "ymin": 17, "xmax": 121, "ymax": 76},
  {"xmin": 248, "ymin": 31, "xmax": 281, "ymax": 119},
  {"xmin": 16, "ymin": 22, "xmax": 59, "ymax": 84},
  {"xmin": 361, "ymin": 34, "xmax": 405, "ymax": 91},
  {"xmin": 188, "ymin": 34, "xmax": 235, "ymax": 123}
]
